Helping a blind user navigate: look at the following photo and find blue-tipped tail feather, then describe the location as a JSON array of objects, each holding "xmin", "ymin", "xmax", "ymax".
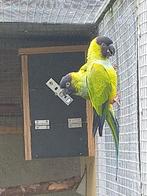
[
  {"xmin": 93, "ymin": 105, "xmax": 119, "ymax": 180},
  {"xmin": 106, "ymin": 108, "xmax": 119, "ymax": 180},
  {"xmin": 93, "ymin": 102, "xmax": 107, "ymax": 136}
]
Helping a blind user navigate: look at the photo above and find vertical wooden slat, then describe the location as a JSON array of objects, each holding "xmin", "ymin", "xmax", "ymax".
[
  {"xmin": 86, "ymin": 157, "xmax": 96, "ymax": 196},
  {"xmin": 86, "ymin": 101, "xmax": 96, "ymax": 195},
  {"xmin": 86, "ymin": 100, "xmax": 95, "ymax": 157},
  {"xmin": 80, "ymin": 157, "xmax": 96, "ymax": 196},
  {"xmin": 21, "ymin": 55, "xmax": 32, "ymax": 160}
]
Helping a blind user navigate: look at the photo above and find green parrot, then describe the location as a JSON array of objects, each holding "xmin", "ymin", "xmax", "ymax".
[{"xmin": 60, "ymin": 36, "xmax": 119, "ymax": 178}]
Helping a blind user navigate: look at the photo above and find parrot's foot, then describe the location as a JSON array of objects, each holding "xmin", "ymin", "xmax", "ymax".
[
  {"xmin": 111, "ymin": 93, "xmax": 120, "ymax": 106},
  {"xmin": 113, "ymin": 64, "xmax": 118, "ymax": 71},
  {"xmin": 114, "ymin": 93, "xmax": 120, "ymax": 106},
  {"xmin": 113, "ymin": 96, "xmax": 120, "ymax": 106}
]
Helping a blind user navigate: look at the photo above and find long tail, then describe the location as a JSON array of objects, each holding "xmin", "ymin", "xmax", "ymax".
[
  {"xmin": 106, "ymin": 107, "xmax": 119, "ymax": 180},
  {"xmin": 93, "ymin": 102, "xmax": 107, "ymax": 136}
]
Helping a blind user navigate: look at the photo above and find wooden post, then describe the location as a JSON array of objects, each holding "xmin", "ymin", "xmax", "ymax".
[
  {"xmin": 79, "ymin": 101, "xmax": 96, "ymax": 196},
  {"xmin": 86, "ymin": 101, "xmax": 96, "ymax": 196},
  {"xmin": 80, "ymin": 157, "xmax": 96, "ymax": 196},
  {"xmin": 86, "ymin": 157, "xmax": 96, "ymax": 196},
  {"xmin": 21, "ymin": 55, "xmax": 32, "ymax": 160},
  {"xmin": 86, "ymin": 101, "xmax": 95, "ymax": 157}
]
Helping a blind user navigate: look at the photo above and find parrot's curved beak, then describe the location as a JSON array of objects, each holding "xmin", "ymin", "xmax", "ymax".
[
  {"xmin": 60, "ymin": 74, "xmax": 71, "ymax": 88},
  {"xmin": 60, "ymin": 74, "xmax": 75, "ymax": 95},
  {"xmin": 101, "ymin": 43, "xmax": 115, "ymax": 57},
  {"xmin": 96, "ymin": 36, "xmax": 115, "ymax": 57},
  {"xmin": 107, "ymin": 44, "xmax": 115, "ymax": 56}
]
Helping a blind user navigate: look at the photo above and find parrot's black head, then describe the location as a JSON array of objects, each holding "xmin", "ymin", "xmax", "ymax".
[
  {"xmin": 96, "ymin": 36, "xmax": 115, "ymax": 57},
  {"xmin": 60, "ymin": 73, "xmax": 75, "ymax": 95}
]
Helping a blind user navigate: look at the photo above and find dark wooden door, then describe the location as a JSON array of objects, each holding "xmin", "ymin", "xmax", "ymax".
[{"xmin": 28, "ymin": 52, "xmax": 88, "ymax": 158}]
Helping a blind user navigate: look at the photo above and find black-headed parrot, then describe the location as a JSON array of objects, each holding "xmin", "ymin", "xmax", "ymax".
[{"xmin": 60, "ymin": 36, "xmax": 119, "ymax": 179}]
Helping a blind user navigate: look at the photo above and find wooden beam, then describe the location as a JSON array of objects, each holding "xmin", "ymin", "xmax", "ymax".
[
  {"xmin": 21, "ymin": 55, "xmax": 32, "ymax": 160},
  {"xmin": 80, "ymin": 157, "xmax": 96, "ymax": 196},
  {"xmin": 0, "ymin": 104, "xmax": 21, "ymax": 115},
  {"xmin": 19, "ymin": 45, "xmax": 88, "ymax": 55},
  {"xmin": 86, "ymin": 101, "xmax": 95, "ymax": 157},
  {"xmin": 0, "ymin": 126, "xmax": 22, "ymax": 134},
  {"xmin": 81, "ymin": 100, "xmax": 96, "ymax": 195},
  {"xmin": 86, "ymin": 157, "xmax": 96, "ymax": 196},
  {"xmin": 0, "ymin": 176, "xmax": 81, "ymax": 196}
]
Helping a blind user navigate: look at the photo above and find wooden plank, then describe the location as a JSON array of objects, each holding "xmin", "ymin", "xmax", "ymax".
[
  {"xmin": 86, "ymin": 157, "xmax": 96, "ymax": 196},
  {"xmin": 0, "ymin": 176, "xmax": 81, "ymax": 195},
  {"xmin": 0, "ymin": 104, "xmax": 21, "ymax": 114},
  {"xmin": 80, "ymin": 157, "xmax": 96, "ymax": 196},
  {"xmin": 19, "ymin": 45, "xmax": 88, "ymax": 55},
  {"xmin": 86, "ymin": 101, "xmax": 95, "ymax": 157},
  {"xmin": 0, "ymin": 126, "xmax": 22, "ymax": 134},
  {"xmin": 21, "ymin": 55, "xmax": 32, "ymax": 160}
]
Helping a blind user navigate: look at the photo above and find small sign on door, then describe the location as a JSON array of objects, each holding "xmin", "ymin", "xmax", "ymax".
[{"xmin": 35, "ymin": 120, "xmax": 50, "ymax": 130}]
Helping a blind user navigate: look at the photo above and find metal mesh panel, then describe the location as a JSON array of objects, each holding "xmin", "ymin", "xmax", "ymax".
[
  {"xmin": 0, "ymin": 0, "xmax": 104, "ymax": 24},
  {"xmin": 0, "ymin": 49, "xmax": 22, "ymax": 130},
  {"xmin": 96, "ymin": 0, "xmax": 141, "ymax": 195},
  {"xmin": 138, "ymin": 0, "xmax": 147, "ymax": 195}
]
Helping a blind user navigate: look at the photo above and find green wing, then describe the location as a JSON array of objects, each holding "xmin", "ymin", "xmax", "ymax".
[
  {"xmin": 87, "ymin": 62, "xmax": 111, "ymax": 115},
  {"xmin": 86, "ymin": 62, "xmax": 111, "ymax": 136},
  {"xmin": 87, "ymin": 62, "xmax": 119, "ymax": 179}
]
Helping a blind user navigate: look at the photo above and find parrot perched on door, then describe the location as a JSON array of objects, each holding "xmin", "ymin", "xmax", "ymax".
[{"xmin": 60, "ymin": 36, "xmax": 119, "ymax": 178}]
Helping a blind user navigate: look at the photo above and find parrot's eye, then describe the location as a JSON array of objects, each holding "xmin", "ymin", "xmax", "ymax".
[{"xmin": 66, "ymin": 82, "xmax": 70, "ymax": 88}]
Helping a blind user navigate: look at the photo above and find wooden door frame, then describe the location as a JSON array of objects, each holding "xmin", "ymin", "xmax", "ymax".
[{"xmin": 19, "ymin": 45, "xmax": 95, "ymax": 160}]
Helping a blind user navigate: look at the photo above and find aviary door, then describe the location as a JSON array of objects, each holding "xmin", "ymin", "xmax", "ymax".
[{"xmin": 20, "ymin": 45, "xmax": 94, "ymax": 160}]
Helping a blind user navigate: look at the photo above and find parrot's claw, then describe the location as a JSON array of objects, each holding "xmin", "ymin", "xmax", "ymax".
[
  {"xmin": 113, "ymin": 97, "xmax": 120, "ymax": 106},
  {"xmin": 111, "ymin": 93, "xmax": 120, "ymax": 106},
  {"xmin": 113, "ymin": 64, "xmax": 118, "ymax": 71},
  {"xmin": 113, "ymin": 92, "xmax": 120, "ymax": 106}
]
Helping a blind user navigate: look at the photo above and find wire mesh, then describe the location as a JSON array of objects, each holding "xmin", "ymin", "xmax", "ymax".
[
  {"xmin": 0, "ymin": 37, "xmax": 79, "ymax": 133},
  {"xmin": 0, "ymin": 48, "xmax": 22, "ymax": 131},
  {"xmin": 95, "ymin": 0, "xmax": 141, "ymax": 195},
  {"xmin": 138, "ymin": 0, "xmax": 147, "ymax": 195},
  {"xmin": 0, "ymin": 0, "xmax": 105, "ymax": 24}
]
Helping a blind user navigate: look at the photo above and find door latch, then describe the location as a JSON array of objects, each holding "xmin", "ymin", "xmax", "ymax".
[{"xmin": 46, "ymin": 78, "xmax": 73, "ymax": 105}]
